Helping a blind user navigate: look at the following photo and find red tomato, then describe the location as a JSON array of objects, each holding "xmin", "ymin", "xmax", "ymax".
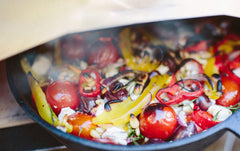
[
  {"xmin": 216, "ymin": 76, "xmax": 240, "ymax": 107},
  {"xmin": 60, "ymin": 34, "xmax": 86, "ymax": 60},
  {"xmin": 88, "ymin": 38, "xmax": 120, "ymax": 68},
  {"xmin": 45, "ymin": 80, "xmax": 79, "ymax": 114},
  {"xmin": 67, "ymin": 112, "xmax": 95, "ymax": 139},
  {"xmin": 192, "ymin": 110, "xmax": 219, "ymax": 130},
  {"xmin": 139, "ymin": 103, "xmax": 177, "ymax": 140}
]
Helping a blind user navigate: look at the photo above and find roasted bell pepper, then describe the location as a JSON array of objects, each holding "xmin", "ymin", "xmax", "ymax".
[
  {"xmin": 156, "ymin": 79, "xmax": 203, "ymax": 105},
  {"xmin": 192, "ymin": 109, "xmax": 219, "ymax": 130},
  {"xmin": 203, "ymin": 56, "xmax": 219, "ymax": 77},
  {"xmin": 21, "ymin": 57, "xmax": 72, "ymax": 133},
  {"xmin": 28, "ymin": 74, "xmax": 73, "ymax": 133},
  {"xmin": 214, "ymin": 34, "xmax": 240, "ymax": 73},
  {"xmin": 92, "ymin": 74, "xmax": 171, "ymax": 126},
  {"xmin": 79, "ymin": 68, "xmax": 101, "ymax": 97},
  {"xmin": 20, "ymin": 57, "xmax": 41, "ymax": 81},
  {"xmin": 118, "ymin": 28, "xmax": 161, "ymax": 72},
  {"xmin": 226, "ymin": 60, "xmax": 240, "ymax": 84}
]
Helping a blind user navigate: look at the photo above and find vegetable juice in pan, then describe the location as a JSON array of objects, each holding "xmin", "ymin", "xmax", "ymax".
[{"xmin": 20, "ymin": 20, "xmax": 240, "ymax": 145}]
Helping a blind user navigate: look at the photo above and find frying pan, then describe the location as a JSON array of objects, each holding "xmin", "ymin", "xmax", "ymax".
[{"xmin": 6, "ymin": 16, "xmax": 240, "ymax": 151}]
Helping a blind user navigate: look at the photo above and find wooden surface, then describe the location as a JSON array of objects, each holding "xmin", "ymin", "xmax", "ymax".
[{"xmin": 0, "ymin": 61, "xmax": 33, "ymax": 128}]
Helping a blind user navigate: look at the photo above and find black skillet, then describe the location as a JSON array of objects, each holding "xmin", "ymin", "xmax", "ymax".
[{"xmin": 6, "ymin": 16, "xmax": 240, "ymax": 151}]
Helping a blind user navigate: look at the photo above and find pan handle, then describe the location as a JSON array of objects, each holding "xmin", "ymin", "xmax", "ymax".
[{"xmin": 224, "ymin": 109, "xmax": 240, "ymax": 137}]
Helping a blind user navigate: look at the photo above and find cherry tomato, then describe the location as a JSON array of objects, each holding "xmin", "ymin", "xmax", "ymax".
[
  {"xmin": 60, "ymin": 34, "xmax": 86, "ymax": 60},
  {"xmin": 45, "ymin": 80, "xmax": 79, "ymax": 114},
  {"xmin": 216, "ymin": 76, "xmax": 240, "ymax": 107},
  {"xmin": 139, "ymin": 103, "xmax": 177, "ymax": 140},
  {"xmin": 67, "ymin": 112, "xmax": 95, "ymax": 139},
  {"xmin": 192, "ymin": 110, "xmax": 219, "ymax": 130},
  {"xmin": 88, "ymin": 38, "xmax": 120, "ymax": 68}
]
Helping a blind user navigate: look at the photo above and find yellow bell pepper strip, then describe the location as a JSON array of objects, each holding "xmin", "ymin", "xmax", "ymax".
[
  {"xmin": 27, "ymin": 74, "xmax": 73, "ymax": 133},
  {"xmin": 203, "ymin": 56, "xmax": 219, "ymax": 77},
  {"xmin": 92, "ymin": 74, "xmax": 171, "ymax": 126},
  {"xmin": 21, "ymin": 57, "xmax": 72, "ymax": 133},
  {"xmin": 118, "ymin": 28, "xmax": 161, "ymax": 72},
  {"xmin": 203, "ymin": 79, "xmax": 222, "ymax": 100},
  {"xmin": 20, "ymin": 57, "xmax": 40, "ymax": 81}
]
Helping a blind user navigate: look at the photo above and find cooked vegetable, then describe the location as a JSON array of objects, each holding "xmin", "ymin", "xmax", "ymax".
[
  {"xmin": 139, "ymin": 103, "xmax": 177, "ymax": 140},
  {"xmin": 45, "ymin": 80, "xmax": 80, "ymax": 115},
  {"xmin": 67, "ymin": 112, "xmax": 95, "ymax": 139},
  {"xmin": 92, "ymin": 75, "xmax": 170, "ymax": 126},
  {"xmin": 156, "ymin": 79, "xmax": 203, "ymax": 105},
  {"xmin": 20, "ymin": 20, "xmax": 240, "ymax": 145},
  {"xmin": 79, "ymin": 68, "xmax": 101, "ymax": 97},
  {"xmin": 118, "ymin": 28, "xmax": 162, "ymax": 72},
  {"xmin": 216, "ymin": 76, "xmax": 240, "ymax": 107}
]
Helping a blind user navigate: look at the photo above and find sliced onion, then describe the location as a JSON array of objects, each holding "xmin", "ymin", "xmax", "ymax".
[
  {"xmin": 177, "ymin": 111, "xmax": 187, "ymax": 127},
  {"xmin": 102, "ymin": 70, "xmax": 136, "ymax": 87},
  {"xmin": 173, "ymin": 122, "xmax": 197, "ymax": 140}
]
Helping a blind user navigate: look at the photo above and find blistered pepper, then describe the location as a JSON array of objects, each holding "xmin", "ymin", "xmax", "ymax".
[
  {"xmin": 79, "ymin": 68, "xmax": 101, "ymax": 97},
  {"xmin": 226, "ymin": 60, "xmax": 240, "ymax": 84},
  {"xmin": 156, "ymin": 79, "xmax": 203, "ymax": 105},
  {"xmin": 214, "ymin": 34, "xmax": 240, "ymax": 73},
  {"xmin": 192, "ymin": 109, "xmax": 219, "ymax": 130},
  {"xmin": 92, "ymin": 74, "xmax": 171, "ymax": 126},
  {"xmin": 118, "ymin": 28, "xmax": 161, "ymax": 72},
  {"xmin": 21, "ymin": 57, "xmax": 72, "ymax": 133}
]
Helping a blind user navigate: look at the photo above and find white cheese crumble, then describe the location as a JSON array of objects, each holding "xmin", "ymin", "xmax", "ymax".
[
  {"xmin": 32, "ymin": 55, "xmax": 51, "ymax": 76},
  {"xmin": 182, "ymin": 100, "xmax": 194, "ymax": 114},
  {"xmin": 101, "ymin": 127, "xmax": 128, "ymax": 145},
  {"xmin": 58, "ymin": 107, "xmax": 75, "ymax": 122},
  {"xmin": 207, "ymin": 105, "xmax": 232, "ymax": 121},
  {"xmin": 156, "ymin": 64, "xmax": 169, "ymax": 75}
]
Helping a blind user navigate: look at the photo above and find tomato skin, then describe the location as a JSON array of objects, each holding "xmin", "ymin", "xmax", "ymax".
[
  {"xmin": 67, "ymin": 112, "xmax": 95, "ymax": 139},
  {"xmin": 216, "ymin": 76, "xmax": 240, "ymax": 107},
  {"xmin": 192, "ymin": 110, "xmax": 219, "ymax": 130},
  {"xmin": 45, "ymin": 80, "xmax": 79, "ymax": 115},
  {"xmin": 88, "ymin": 38, "xmax": 120, "ymax": 68},
  {"xmin": 139, "ymin": 103, "xmax": 177, "ymax": 140},
  {"xmin": 60, "ymin": 35, "xmax": 86, "ymax": 60}
]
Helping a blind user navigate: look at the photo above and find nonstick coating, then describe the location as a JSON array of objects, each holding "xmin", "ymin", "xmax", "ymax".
[{"xmin": 6, "ymin": 16, "xmax": 240, "ymax": 151}]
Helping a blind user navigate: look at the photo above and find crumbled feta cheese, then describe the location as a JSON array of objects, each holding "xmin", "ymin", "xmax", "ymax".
[
  {"xmin": 58, "ymin": 107, "xmax": 75, "ymax": 122},
  {"xmin": 32, "ymin": 55, "xmax": 51, "ymax": 76},
  {"xmin": 207, "ymin": 105, "xmax": 232, "ymax": 121},
  {"xmin": 103, "ymin": 66, "xmax": 119, "ymax": 78},
  {"xmin": 156, "ymin": 64, "xmax": 169, "ymax": 75},
  {"xmin": 56, "ymin": 126, "xmax": 67, "ymax": 132},
  {"xmin": 79, "ymin": 60, "xmax": 88, "ymax": 70},
  {"xmin": 178, "ymin": 111, "xmax": 187, "ymax": 127},
  {"xmin": 182, "ymin": 100, "xmax": 194, "ymax": 114},
  {"xmin": 94, "ymin": 99, "xmax": 106, "ymax": 116},
  {"xmin": 101, "ymin": 127, "xmax": 128, "ymax": 145},
  {"xmin": 171, "ymin": 105, "xmax": 182, "ymax": 115}
]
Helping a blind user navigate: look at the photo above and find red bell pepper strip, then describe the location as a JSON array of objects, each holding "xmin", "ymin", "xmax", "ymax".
[
  {"xmin": 192, "ymin": 110, "xmax": 219, "ymax": 130},
  {"xmin": 184, "ymin": 40, "xmax": 209, "ymax": 52},
  {"xmin": 156, "ymin": 79, "xmax": 204, "ymax": 105},
  {"xmin": 213, "ymin": 34, "xmax": 240, "ymax": 73},
  {"xmin": 79, "ymin": 68, "xmax": 101, "ymax": 97},
  {"xmin": 226, "ymin": 60, "xmax": 240, "ymax": 84}
]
